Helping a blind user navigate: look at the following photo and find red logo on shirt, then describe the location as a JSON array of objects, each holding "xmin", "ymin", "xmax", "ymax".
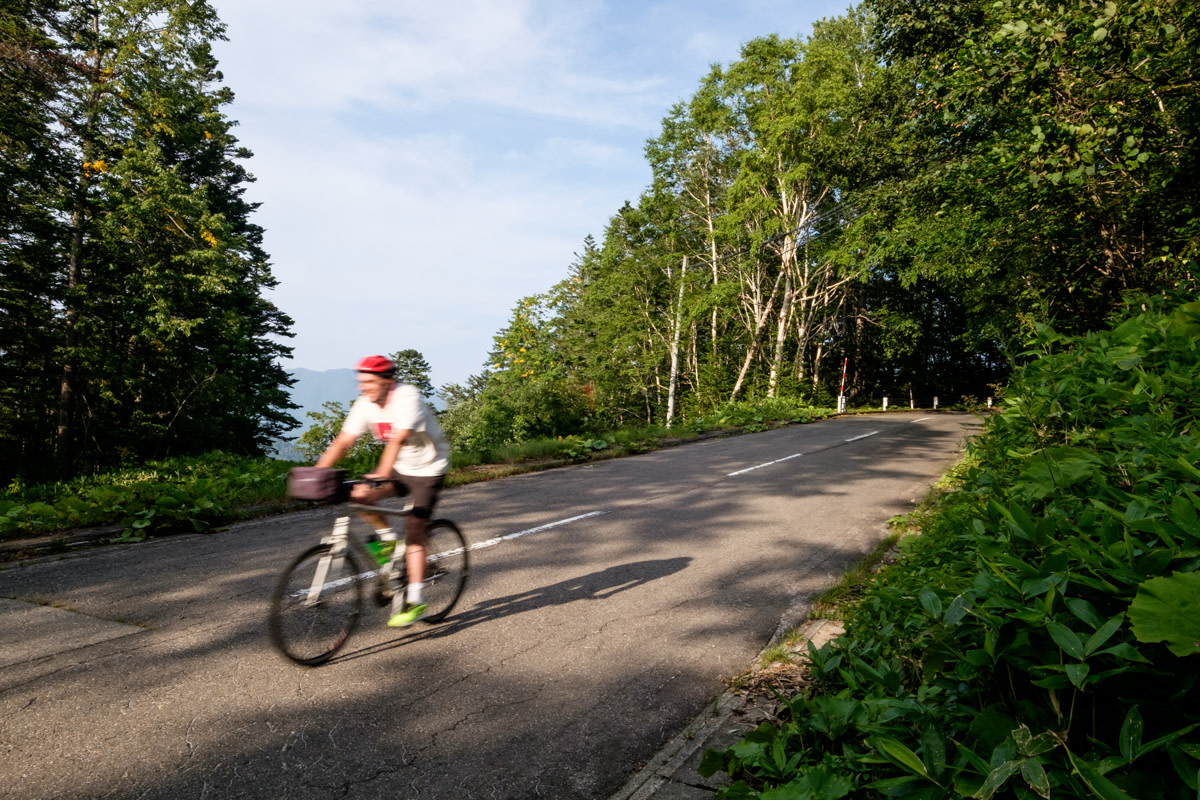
[{"xmin": 375, "ymin": 422, "xmax": 392, "ymax": 441}]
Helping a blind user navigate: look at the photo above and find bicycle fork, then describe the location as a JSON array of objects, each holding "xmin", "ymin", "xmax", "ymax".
[{"xmin": 304, "ymin": 516, "xmax": 351, "ymax": 605}]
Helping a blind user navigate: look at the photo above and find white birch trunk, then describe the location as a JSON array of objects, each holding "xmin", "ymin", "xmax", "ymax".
[{"xmin": 666, "ymin": 255, "xmax": 687, "ymax": 427}]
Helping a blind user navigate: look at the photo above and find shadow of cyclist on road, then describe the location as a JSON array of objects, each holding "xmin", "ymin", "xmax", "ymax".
[{"xmin": 336, "ymin": 557, "xmax": 691, "ymax": 662}]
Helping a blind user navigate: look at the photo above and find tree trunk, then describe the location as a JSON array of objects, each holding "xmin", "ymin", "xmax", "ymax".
[
  {"xmin": 56, "ymin": 212, "xmax": 83, "ymax": 477},
  {"xmin": 730, "ymin": 268, "xmax": 785, "ymax": 401},
  {"xmin": 666, "ymin": 256, "xmax": 687, "ymax": 427},
  {"xmin": 767, "ymin": 268, "xmax": 793, "ymax": 397}
]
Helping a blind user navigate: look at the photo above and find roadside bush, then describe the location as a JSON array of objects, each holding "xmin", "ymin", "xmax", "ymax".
[
  {"xmin": 701, "ymin": 297, "xmax": 1200, "ymax": 798},
  {"xmin": 687, "ymin": 398, "xmax": 834, "ymax": 434},
  {"xmin": 0, "ymin": 453, "xmax": 295, "ymax": 540}
]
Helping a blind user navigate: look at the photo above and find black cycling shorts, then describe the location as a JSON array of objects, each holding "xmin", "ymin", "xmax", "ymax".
[{"xmin": 388, "ymin": 473, "xmax": 445, "ymax": 520}]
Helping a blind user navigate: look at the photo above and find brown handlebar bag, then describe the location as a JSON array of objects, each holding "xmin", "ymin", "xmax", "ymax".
[{"xmin": 286, "ymin": 467, "xmax": 349, "ymax": 503}]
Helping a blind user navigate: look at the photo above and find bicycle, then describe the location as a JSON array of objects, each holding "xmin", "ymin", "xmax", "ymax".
[{"xmin": 268, "ymin": 478, "xmax": 469, "ymax": 666}]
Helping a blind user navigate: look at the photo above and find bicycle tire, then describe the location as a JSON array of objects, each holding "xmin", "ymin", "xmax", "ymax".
[
  {"xmin": 422, "ymin": 519, "xmax": 468, "ymax": 623},
  {"xmin": 268, "ymin": 542, "xmax": 364, "ymax": 665}
]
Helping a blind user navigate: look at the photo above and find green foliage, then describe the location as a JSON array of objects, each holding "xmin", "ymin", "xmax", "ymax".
[
  {"xmin": 687, "ymin": 398, "xmax": 834, "ymax": 434},
  {"xmin": 0, "ymin": 452, "xmax": 294, "ymax": 540},
  {"xmin": 389, "ymin": 349, "xmax": 435, "ymax": 399},
  {"xmin": 1129, "ymin": 573, "xmax": 1200, "ymax": 658},
  {"xmin": 555, "ymin": 436, "xmax": 611, "ymax": 460},
  {"xmin": 438, "ymin": 368, "xmax": 599, "ymax": 459},
  {"xmin": 855, "ymin": 0, "xmax": 1200, "ymax": 344},
  {"xmin": 0, "ymin": 1, "xmax": 297, "ymax": 485},
  {"xmin": 293, "ymin": 400, "xmax": 381, "ymax": 470},
  {"xmin": 702, "ymin": 296, "xmax": 1200, "ymax": 797}
]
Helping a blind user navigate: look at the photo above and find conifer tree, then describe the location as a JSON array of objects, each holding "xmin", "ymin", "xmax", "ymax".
[{"xmin": 0, "ymin": 0, "xmax": 297, "ymax": 482}]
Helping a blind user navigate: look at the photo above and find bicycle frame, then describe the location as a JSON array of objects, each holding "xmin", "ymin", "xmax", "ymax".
[{"xmin": 307, "ymin": 503, "xmax": 412, "ymax": 606}]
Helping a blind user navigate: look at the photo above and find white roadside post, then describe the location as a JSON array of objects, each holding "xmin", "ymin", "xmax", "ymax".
[{"xmin": 837, "ymin": 357, "xmax": 848, "ymax": 414}]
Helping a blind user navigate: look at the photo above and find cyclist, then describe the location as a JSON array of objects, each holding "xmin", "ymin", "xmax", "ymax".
[{"xmin": 315, "ymin": 355, "xmax": 450, "ymax": 627}]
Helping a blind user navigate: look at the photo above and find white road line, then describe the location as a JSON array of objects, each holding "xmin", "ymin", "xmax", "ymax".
[
  {"xmin": 845, "ymin": 431, "xmax": 880, "ymax": 442},
  {"xmin": 913, "ymin": 417, "xmax": 933, "ymax": 423},
  {"xmin": 728, "ymin": 453, "xmax": 803, "ymax": 477},
  {"xmin": 467, "ymin": 511, "xmax": 606, "ymax": 553}
]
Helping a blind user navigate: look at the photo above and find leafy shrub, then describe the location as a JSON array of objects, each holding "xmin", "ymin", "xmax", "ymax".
[
  {"xmin": 687, "ymin": 398, "xmax": 834, "ymax": 433},
  {"xmin": 294, "ymin": 401, "xmax": 384, "ymax": 465},
  {"xmin": 701, "ymin": 297, "xmax": 1200, "ymax": 798},
  {"xmin": 0, "ymin": 452, "xmax": 294, "ymax": 540}
]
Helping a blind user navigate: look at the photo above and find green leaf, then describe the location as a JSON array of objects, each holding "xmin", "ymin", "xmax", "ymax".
[
  {"xmin": 1137, "ymin": 722, "xmax": 1198, "ymax": 757},
  {"xmin": 974, "ymin": 760, "xmax": 1020, "ymax": 799},
  {"xmin": 1013, "ymin": 726, "xmax": 1059, "ymax": 757},
  {"xmin": 1065, "ymin": 748, "xmax": 1135, "ymax": 799},
  {"xmin": 920, "ymin": 587, "xmax": 943, "ymax": 617},
  {"xmin": 1021, "ymin": 757, "xmax": 1051, "ymax": 799},
  {"xmin": 1084, "ymin": 615, "xmax": 1125, "ymax": 655},
  {"xmin": 761, "ymin": 768, "xmax": 854, "ymax": 800},
  {"xmin": 1128, "ymin": 572, "xmax": 1200, "ymax": 656},
  {"xmin": 866, "ymin": 775, "xmax": 924, "ymax": 793},
  {"xmin": 1066, "ymin": 662, "xmax": 1090, "ymax": 688},
  {"xmin": 1095, "ymin": 643, "xmax": 1151, "ymax": 663},
  {"xmin": 1066, "ymin": 597, "xmax": 1105, "ymax": 629},
  {"xmin": 872, "ymin": 735, "xmax": 933, "ymax": 780},
  {"xmin": 1046, "ymin": 621, "xmax": 1086, "ymax": 660},
  {"xmin": 1119, "ymin": 707, "xmax": 1143, "ymax": 762},
  {"xmin": 944, "ymin": 595, "xmax": 969, "ymax": 626},
  {"xmin": 698, "ymin": 748, "xmax": 727, "ymax": 778}
]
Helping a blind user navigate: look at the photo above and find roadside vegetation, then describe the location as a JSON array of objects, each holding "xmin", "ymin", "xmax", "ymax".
[
  {"xmin": 700, "ymin": 296, "xmax": 1200, "ymax": 798},
  {"xmin": 0, "ymin": 396, "xmax": 836, "ymax": 544}
]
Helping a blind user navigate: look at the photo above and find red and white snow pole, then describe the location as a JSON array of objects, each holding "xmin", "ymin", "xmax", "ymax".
[{"xmin": 837, "ymin": 358, "xmax": 848, "ymax": 413}]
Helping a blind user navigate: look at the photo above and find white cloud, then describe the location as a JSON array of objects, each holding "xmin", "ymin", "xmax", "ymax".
[{"xmin": 216, "ymin": 0, "xmax": 666, "ymax": 125}]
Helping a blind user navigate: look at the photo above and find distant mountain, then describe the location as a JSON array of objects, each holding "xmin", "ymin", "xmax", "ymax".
[
  {"xmin": 270, "ymin": 368, "xmax": 357, "ymax": 460},
  {"xmin": 287, "ymin": 367, "xmax": 358, "ymax": 424}
]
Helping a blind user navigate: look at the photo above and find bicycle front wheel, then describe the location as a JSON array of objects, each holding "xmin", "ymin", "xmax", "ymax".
[
  {"xmin": 268, "ymin": 543, "xmax": 364, "ymax": 665},
  {"xmin": 422, "ymin": 520, "xmax": 469, "ymax": 623}
]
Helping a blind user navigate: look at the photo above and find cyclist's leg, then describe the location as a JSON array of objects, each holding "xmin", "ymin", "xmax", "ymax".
[
  {"xmin": 388, "ymin": 473, "xmax": 444, "ymax": 626},
  {"xmin": 350, "ymin": 479, "xmax": 400, "ymax": 534}
]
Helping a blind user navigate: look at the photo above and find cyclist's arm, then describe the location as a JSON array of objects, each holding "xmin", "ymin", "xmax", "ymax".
[{"xmin": 315, "ymin": 431, "xmax": 359, "ymax": 468}]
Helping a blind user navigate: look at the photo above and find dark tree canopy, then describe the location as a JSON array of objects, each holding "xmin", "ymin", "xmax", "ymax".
[{"xmin": 0, "ymin": 0, "xmax": 297, "ymax": 483}]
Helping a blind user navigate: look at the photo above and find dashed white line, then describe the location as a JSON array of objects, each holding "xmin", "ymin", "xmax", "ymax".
[
  {"xmin": 467, "ymin": 511, "xmax": 606, "ymax": 553},
  {"xmin": 728, "ymin": 453, "xmax": 803, "ymax": 477},
  {"xmin": 844, "ymin": 431, "xmax": 880, "ymax": 442}
]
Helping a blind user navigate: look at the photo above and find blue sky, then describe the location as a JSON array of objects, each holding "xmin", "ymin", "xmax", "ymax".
[{"xmin": 208, "ymin": 0, "xmax": 854, "ymax": 390}]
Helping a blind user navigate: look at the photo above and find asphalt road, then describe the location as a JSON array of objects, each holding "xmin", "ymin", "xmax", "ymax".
[{"xmin": 0, "ymin": 412, "xmax": 981, "ymax": 800}]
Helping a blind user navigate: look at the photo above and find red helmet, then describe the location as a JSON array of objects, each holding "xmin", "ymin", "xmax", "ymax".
[{"xmin": 356, "ymin": 355, "xmax": 396, "ymax": 376}]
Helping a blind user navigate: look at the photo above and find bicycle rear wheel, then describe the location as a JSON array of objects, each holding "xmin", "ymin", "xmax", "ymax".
[
  {"xmin": 268, "ymin": 543, "xmax": 364, "ymax": 665},
  {"xmin": 422, "ymin": 520, "xmax": 468, "ymax": 623}
]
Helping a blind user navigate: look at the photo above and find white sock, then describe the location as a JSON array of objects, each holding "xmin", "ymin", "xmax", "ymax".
[
  {"xmin": 407, "ymin": 583, "xmax": 424, "ymax": 605},
  {"xmin": 377, "ymin": 527, "xmax": 396, "ymax": 541}
]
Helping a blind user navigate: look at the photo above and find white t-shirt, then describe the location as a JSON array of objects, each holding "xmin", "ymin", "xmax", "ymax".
[{"xmin": 341, "ymin": 384, "xmax": 450, "ymax": 476}]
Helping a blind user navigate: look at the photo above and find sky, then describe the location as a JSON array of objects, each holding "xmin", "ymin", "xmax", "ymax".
[{"xmin": 207, "ymin": 0, "xmax": 853, "ymax": 390}]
